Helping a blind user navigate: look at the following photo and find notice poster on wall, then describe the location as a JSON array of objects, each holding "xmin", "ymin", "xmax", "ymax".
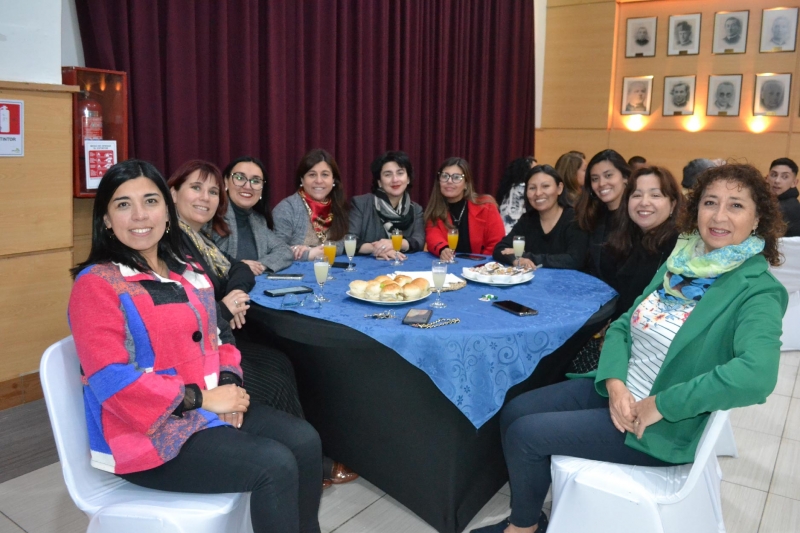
[
  {"xmin": 84, "ymin": 140, "xmax": 117, "ymax": 190},
  {"xmin": 0, "ymin": 99, "xmax": 24, "ymax": 157}
]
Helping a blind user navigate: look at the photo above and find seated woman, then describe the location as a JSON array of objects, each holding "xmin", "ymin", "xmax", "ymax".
[
  {"xmin": 424, "ymin": 157, "xmax": 505, "ymax": 261},
  {"xmin": 349, "ymin": 151, "xmax": 425, "ymax": 260},
  {"xmin": 553, "ymin": 150, "xmax": 586, "ymax": 207},
  {"xmin": 68, "ymin": 159, "xmax": 322, "ymax": 533},
  {"xmin": 212, "ymin": 156, "xmax": 293, "ymax": 275},
  {"xmin": 576, "ymin": 149, "xmax": 631, "ymax": 283},
  {"xmin": 273, "ymin": 149, "xmax": 349, "ymax": 261},
  {"xmin": 492, "ymin": 164, "xmax": 588, "ymax": 270},
  {"xmin": 496, "ymin": 156, "xmax": 536, "ymax": 234},
  {"xmin": 472, "ymin": 164, "xmax": 788, "ymax": 533}
]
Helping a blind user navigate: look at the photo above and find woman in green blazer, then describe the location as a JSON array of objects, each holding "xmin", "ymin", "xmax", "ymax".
[{"xmin": 472, "ymin": 164, "xmax": 788, "ymax": 533}]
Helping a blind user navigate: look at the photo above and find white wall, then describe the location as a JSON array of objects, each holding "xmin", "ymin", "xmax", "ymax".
[
  {"xmin": 0, "ymin": 0, "xmax": 62, "ymax": 84},
  {"xmin": 534, "ymin": 0, "xmax": 546, "ymax": 129},
  {"xmin": 61, "ymin": 0, "xmax": 84, "ymax": 67}
]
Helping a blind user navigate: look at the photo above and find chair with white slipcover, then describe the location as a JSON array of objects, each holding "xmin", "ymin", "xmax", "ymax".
[
  {"xmin": 40, "ymin": 336, "xmax": 251, "ymax": 533},
  {"xmin": 770, "ymin": 236, "xmax": 800, "ymax": 351},
  {"xmin": 547, "ymin": 410, "xmax": 731, "ymax": 533}
]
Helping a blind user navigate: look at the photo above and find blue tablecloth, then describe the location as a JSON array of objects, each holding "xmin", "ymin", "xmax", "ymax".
[{"xmin": 249, "ymin": 253, "xmax": 616, "ymax": 427}]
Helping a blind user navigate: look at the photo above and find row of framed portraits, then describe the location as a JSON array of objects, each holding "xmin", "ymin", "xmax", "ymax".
[
  {"xmin": 626, "ymin": 7, "xmax": 798, "ymax": 57},
  {"xmin": 621, "ymin": 74, "xmax": 792, "ymax": 117}
]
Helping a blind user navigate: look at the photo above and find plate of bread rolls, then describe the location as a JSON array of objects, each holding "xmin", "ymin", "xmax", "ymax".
[{"xmin": 347, "ymin": 274, "xmax": 431, "ymax": 304}]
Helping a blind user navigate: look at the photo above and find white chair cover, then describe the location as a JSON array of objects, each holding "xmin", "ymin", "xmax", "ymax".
[
  {"xmin": 771, "ymin": 237, "xmax": 800, "ymax": 351},
  {"xmin": 40, "ymin": 337, "xmax": 252, "ymax": 533},
  {"xmin": 549, "ymin": 411, "xmax": 731, "ymax": 533}
]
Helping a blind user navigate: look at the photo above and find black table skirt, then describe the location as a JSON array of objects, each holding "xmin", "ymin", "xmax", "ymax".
[{"xmin": 245, "ymin": 298, "xmax": 616, "ymax": 533}]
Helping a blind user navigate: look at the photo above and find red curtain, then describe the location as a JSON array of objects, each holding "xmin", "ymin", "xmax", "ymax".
[{"xmin": 75, "ymin": 0, "xmax": 535, "ymax": 206}]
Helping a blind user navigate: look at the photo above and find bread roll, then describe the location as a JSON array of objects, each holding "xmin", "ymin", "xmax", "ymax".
[
  {"xmin": 408, "ymin": 278, "xmax": 430, "ymax": 292},
  {"xmin": 393, "ymin": 275, "xmax": 413, "ymax": 287},
  {"xmin": 380, "ymin": 282, "xmax": 402, "ymax": 301},
  {"xmin": 374, "ymin": 275, "xmax": 393, "ymax": 286},
  {"xmin": 365, "ymin": 281, "xmax": 382, "ymax": 300},
  {"xmin": 349, "ymin": 280, "xmax": 368, "ymax": 296},
  {"xmin": 402, "ymin": 283, "xmax": 422, "ymax": 300}
]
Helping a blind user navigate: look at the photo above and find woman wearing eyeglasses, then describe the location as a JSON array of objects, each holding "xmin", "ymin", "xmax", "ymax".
[
  {"xmin": 273, "ymin": 149, "xmax": 349, "ymax": 261},
  {"xmin": 424, "ymin": 157, "xmax": 505, "ymax": 261},
  {"xmin": 212, "ymin": 156, "xmax": 293, "ymax": 275}
]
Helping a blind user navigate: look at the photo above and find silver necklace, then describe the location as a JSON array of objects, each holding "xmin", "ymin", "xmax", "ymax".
[{"xmin": 451, "ymin": 202, "xmax": 467, "ymax": 225}]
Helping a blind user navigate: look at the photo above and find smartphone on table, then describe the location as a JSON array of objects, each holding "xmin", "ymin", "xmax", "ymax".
[
  {"xmin": 492, "ymin": 300, "xmax": 538, "ymax": 316},
  {"xmin": 264, "ymin": 286, "xmax": 314, "ymax": 297},
  {"xmin": 455, "ymin": 254, "xmax": 486, "ymax": 261}
]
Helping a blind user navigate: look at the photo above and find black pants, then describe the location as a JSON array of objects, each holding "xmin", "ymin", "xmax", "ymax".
[
  {"xmin": 500, "ymin": 378, "xmax": 673, "ymax": 528},
  {"xmin": 237, "ymin": 338, "xmax": 305, "ymax": 418},
  {"xmin": 120, "ymin": 403, "xmax": 322, "ymax": 533}
]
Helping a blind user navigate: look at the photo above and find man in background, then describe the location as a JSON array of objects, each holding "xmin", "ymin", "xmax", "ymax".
[{"xmin": 768, "ymin": 158, "xmax": 800, "ymax": 237}]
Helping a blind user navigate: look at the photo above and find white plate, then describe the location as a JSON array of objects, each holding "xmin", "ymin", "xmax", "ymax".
[
  {"xmin": 461, "ymin": 269, "xmax": 535, "ymax": 286},
  {"xmin": 346, "ymin": 290, "xmax": 432, "ymax": 305}
]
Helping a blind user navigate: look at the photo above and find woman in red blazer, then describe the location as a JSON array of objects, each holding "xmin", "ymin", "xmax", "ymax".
[{"xmin": 424, "ymin": 157, "xmax": 505, "ymax": 260}]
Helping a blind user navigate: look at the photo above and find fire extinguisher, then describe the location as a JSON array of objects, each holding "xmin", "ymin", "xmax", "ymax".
[
  {"xmin": 0, "ymin": 105, "xmax": 9, "ymax": 133},
  {"xmin": 78, "ymin": 90, "xmax": 103, "ymax": 146}
]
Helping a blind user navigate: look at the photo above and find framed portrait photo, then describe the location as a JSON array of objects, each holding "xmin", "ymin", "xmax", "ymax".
[
  {"xmin": 706, "ymin": 75, "xmax": 742, "ymax": 117},
  {"xmin": 626, "ymin": 17, "xmax": 657, "ymax": 58},
  {"xmin": 663, "ymin": 76, "xmax": 696, "ymax": 116},
  {"xmin": 754, "ymin": 73, "xmax": 791, "ymax": 116},
  {"xmin": 621, "ymin": 76, "xmax": 653, "ymax": 115},
  {"xmin": 760, "ymin": 8, "xmax": 798, "ymax": 53},
  {"xmin": 668, "ymin": 14, "xmax": 702, "ymax": 56},
  {"xmin": 713, "ymin": 11, "xmax": 749, "ymax": 54}
]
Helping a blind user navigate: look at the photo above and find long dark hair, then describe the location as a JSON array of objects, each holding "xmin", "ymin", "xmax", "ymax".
[
  {"xmin": 606, "ymin": 166, "xmax": 682, "ymax": 259},
  {"xmin": 70, "ymin": 159, "xmax": 185, "ymax": 279},
  {"xmin": 679, "ymin": 164, "xmax": 785, "ymax": 266},
  {"xmin": 495, "ymin": 156, "xmax": 535, "ymax": 207},
  {"xmin": 294, "ymin": 148, "xmax": 350, "ymax": 240},
  {"xmin": 576, "ymin": 149, "xmax": 631, "ymax": 232},
  {"xmin": 168, "ymin": 159, "xmax": 230, "ymax": 236},
  {"xmin": 524, "ymin": 164, "xmax": 569, "ymax": 214},
  {"xmin": 222, "ymin": 156, "xmax": 274, "ymax": 229},
  {"xmin": 554, "ymin": 151, "xmax": 584, "ymax": 206}
]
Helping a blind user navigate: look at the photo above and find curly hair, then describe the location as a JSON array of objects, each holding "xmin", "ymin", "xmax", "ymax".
[{"xmin": 678, "ymin": 164, "xmax": 785, "ymax": 266}]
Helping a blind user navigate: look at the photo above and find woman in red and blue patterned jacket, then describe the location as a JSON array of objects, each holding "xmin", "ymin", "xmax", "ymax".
[{"xmin": 68, "ymin": 159, "xmax": 322, "ymax": 533}]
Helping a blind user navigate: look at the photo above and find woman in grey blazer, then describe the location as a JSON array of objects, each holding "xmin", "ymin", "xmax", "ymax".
[
  {"xmin": 349, "ymin": 151, "xmax": 425, "ymax": 260},
  {"xmin": 212, "ymin": 156, "xmax": 293, "ymax": 274},
  {"xmin": 273, "ymin": 149, "xmax": 350, "ymax": 261}
]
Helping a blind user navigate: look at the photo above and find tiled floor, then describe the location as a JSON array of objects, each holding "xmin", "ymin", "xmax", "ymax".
[{"xmin": 1, "ymin": 351, "xmax": 798, "ymax": 533}]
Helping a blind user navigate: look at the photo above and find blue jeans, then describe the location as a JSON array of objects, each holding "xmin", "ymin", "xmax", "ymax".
[
  {"xmin": 500, "ymin": 378, "xmax": 673, "ymax": 527},
  {"xmin": 120, "ymin": 402, "xmax": 322, "ymax": 533}
]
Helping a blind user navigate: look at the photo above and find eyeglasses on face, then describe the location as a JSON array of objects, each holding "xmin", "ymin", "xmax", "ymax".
[
  {"xmin": 230, "ymin": 172, "xmax": 264, "ymax": 190},
  {"xmin": 438, "ymin": 172, "xmax": 465, "ymax": 183}
]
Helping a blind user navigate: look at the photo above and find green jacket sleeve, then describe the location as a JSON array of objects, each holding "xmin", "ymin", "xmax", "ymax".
[{"xmin": 655, "ymin": 282, "xmax": 787, "ymax": 422}]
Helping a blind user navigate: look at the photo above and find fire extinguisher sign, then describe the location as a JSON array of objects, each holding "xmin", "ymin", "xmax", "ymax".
[
  {"xmin": 85, "ymin": 139, "xmax": 117, "ymax": 190},
  {"xmin": 0, "ymin": 99, "xmax": 24, "ymax": 157}
]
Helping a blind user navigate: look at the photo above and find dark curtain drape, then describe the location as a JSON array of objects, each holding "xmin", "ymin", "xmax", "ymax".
[{"xmin": 75, "ymin": 0, "xmax": 535, "ymax": 206}]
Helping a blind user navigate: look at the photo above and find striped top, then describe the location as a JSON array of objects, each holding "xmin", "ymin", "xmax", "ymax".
[{"xmin": 626, "ymin": 290, "xmax": 696, "ymax": 401}]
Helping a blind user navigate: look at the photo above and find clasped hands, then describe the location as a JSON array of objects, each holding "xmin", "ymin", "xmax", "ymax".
[
  {"xmin": 499, "ymin": 248, "xmax": 537, "ymax": 270},
  {"xmin": 606, "ymin": 378, "xmax": 662, "ymax": 439},
  {"xmin": 202, "ymin": 384, "xmax": 250, "ymax": 429},
  {"xmin": 371, "ymin": 238, "xmax": 406, "ymax": 261},
  {"xmin": 222, "ymin": 289, "xmax": 250, "ymax": 330}
]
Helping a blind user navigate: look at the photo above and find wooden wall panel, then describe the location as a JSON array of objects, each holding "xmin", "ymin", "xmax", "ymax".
[
  {"xmin": 541, "ymin": 2, "xmax": 618, "ymax": 129},
  {"xmin": 608, "ymin": 130, "xmax": 786, "ymax": 176},
  {"xmin": 548, "ymin": 0, "xmax": 615, "ymax": 7},
  {"xmin": 0, "ymin": 251, "xmax": 72, "ymax": 382},
  {"xmin": 535, "ymin": 128, "xmax": 610, "ymax": 166},
  {"xmin": 0, "ymin": 89, "xmax": 73, "ymax": 256},
  {"xmin": 73, "ymin": 198, "xmax": 93, "ymax": 265}
]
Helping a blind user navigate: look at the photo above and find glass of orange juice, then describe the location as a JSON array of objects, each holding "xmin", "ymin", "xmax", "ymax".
[
  {"xmin": 390, "ymin": 229, "xmax": 404, "ymax": 266},
  {"xmin": 447, "ymin": 228, "xmax": 459, "ymax": 263},
  {"xmin": 323, "ymin": 241, "xmax": 336, "ymax": 280}
]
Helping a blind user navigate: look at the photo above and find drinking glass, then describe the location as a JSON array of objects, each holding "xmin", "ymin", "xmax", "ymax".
[
  {"xmin": 390, "ymin": 229, "xmax": 404, "ymax": 266},
  {"xmin": 430, "ymin": 260, "xmax": 448, "ymax": 308},
  {"xmin": 313, "ymin": 257, "xmax": 330, "ymax": 303},
  {"xmin": 513, "ymin": 236, "xmax": 525, "ymax": 268},
  {"xmin": 344, "ymin": 234, "xmax": 357, "ymax": 271},
  {"xmin": 447, "ymin": 228, "xmax": 459, "ymax": 263},
  {"xmin": 323, "ymin": 240, "xmax": 336, "ymax": 280}
]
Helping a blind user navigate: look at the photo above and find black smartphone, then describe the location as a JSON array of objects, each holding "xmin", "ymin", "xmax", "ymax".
[
  {"xmin": 402, "ymin": 309, "xmax": 433, "ymax": 325},
  {"xmin": 266, "ymin": 273, "xmax": 304, "ymax": 280},
  {"xmin": 263, "ymin": 286, "xmax": 314, "ymax": 297},
  {"xmin": 331, "ymin": 261, "xmax": 351, "ymax": 269},
  {"xmin": 455, "ymin": 253, "xmax": 486, "ymax": 261},
  {"xmin": 492, "ymin": 300, "xmax": 538, "ymax": 316}
]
